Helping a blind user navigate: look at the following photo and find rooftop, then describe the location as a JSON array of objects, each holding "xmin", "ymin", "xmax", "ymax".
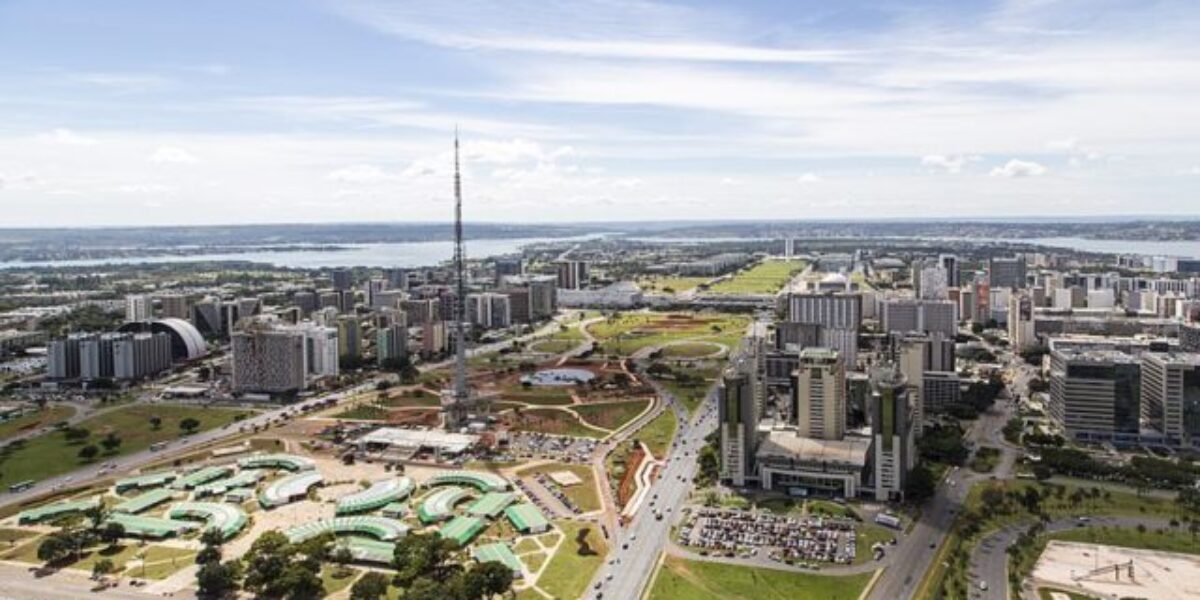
[{"xmin": 756, "ymin": 430, "xmax": 871, "ymax": 467}]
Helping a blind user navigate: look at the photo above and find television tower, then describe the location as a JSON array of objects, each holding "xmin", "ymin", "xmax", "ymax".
[{"xmin": 447, "ymin": 130, "xmax": 471, "ymax": 429}]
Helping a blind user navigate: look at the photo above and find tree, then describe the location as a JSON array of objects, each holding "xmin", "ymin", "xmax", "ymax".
[
  {"xmin": 332, "ymin": 545, "xmax": 354, "ymax": 577},
  {"xmin": 196, "ymin": 544, "xmax": 221, "ymax": 566},
  {"xmin": 1032, "ymin": 465, "xmax": 1054, "ymax": 482},
  {"xmin": 350, "ymin": 571, "xmax": 390, "ymax": 600},
  {"xmin": 37, "ymin": 534, "xmax": 74, "ymax": 564},
  {"xmin": 905, "ymin": 464, "xmax": 937, "ymax": 504},
  {"xmin": 243, "ymin": 531, "xmax": 293, "ymax": 596},
  {"xmin": 100, "ymin": 433, "xmax": 122, "ymax": 454},
  {"xmin": 99, "ymin": 521, "xmax": 125, "ymax": 546},
  {"xmin": 78, "ymin": 444, "xmax": 99, "ymax": 462},
  {"xmin": 180, "ymin": 417, "xmax": 201, "ymax": 435},
  {"xmin": 92, "ymin": 558, "xmax": 116, "ymax": 579},
  {"xmin": 393, "ymin": 533, "xmax": 456, "ymax": 587},
  {"xmin": 277, "ymin": 562, "xmax": 324, "ymax": 600},
  {"xmin": 474, "ymin": 561, "xmax": 515, "ymax": 598},
  {"xmin": 64, "ymin": 427, "xmax": 90, "ymax": 443},
  {"xmin": 196, "ymin": 561, "xmax": 240, "ymax": 599},
  {"xmin": 149, "ymin": 416, "xmax": 162, "ymax": 430}
]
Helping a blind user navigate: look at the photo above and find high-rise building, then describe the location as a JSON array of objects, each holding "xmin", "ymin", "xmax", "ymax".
[
  {"xmin": 882, "ymin": 299, "xmax": 957, "ymax": 337},
  {"xmin": 989, "ymin": 256, "xmax": 1027, "ymax": 289},
  {"xmin": 231, "ymin": 326, "xmax": 307, "ymax": 394},
  {"xmin": 385, "ymin": 268, "xmax": 409, "ymax": 290},
  {"xmin": 1008, "ymin": 292, "xmax": 1036, "ymax": 350},
  {"xmin": 113, "ymin": 332, "xmax": 172, "ymax": 381},
  {"xmin": 923, "ymin": 371, "xmax": 962, "ymax": 413},
  {"xmin": 917, "ymin": 262, "xmax": 949, "ymax": 300},
  {"xmin": 293, "ymin": 291, "xmax": 318, "ymax": 316},
  {"xmin": 298, "ymin": 323, "xmax": 338, "ymax": 379},
  {"xmin": 718, "ymin": 355, "xmax": 760, "ymax": 487},
  {"xmin": 1182, "ymin": 323, "xmax": 1200, "ymax": 353},
  {"xmin": 331, "ymin": 268, "xmax": 354, "ymax": 291},
  {"xmin": 528, "ymin": 276, "xmax": 558, "ymax": 320},
  {"xmin": 895, "ymin": 334, "xmax": 927, "ymax": 434},
  {"xmin": 363, "ymin": 278, "xmax": 388, "ymax": 307},
  {"xmin": 494, "ymin": 257, "xmax": 524, "ymax": 283},
  {"xmin": 1139, "ymin": 352, "xmax": 1200, "ymax": 448},
  {"xmin": 556, "ymin": 260, "xmax": 589, "ymax": 290},
  {"xmin": 125, "ymin": 294, "xmax": 151, "ymax": 322},
  {"xmin": 422, "ymin": 320, "xmax": 449, "ymax": 356},
  {"xmin": 791, "ymin": 348, "xmax": 845, "ymax": 440},
  {"xmin": 79, "ymin": 333, "xmax": 119, "ymax": 380},
  {"xmin": 467, "ymin": 292, "xmax": 512, "ymax": 329},
  {"xmin": 47, "ymin": 334, "xmax": 86, "ymax": 379},
  {"xmin": 870, "ymin": 364, "xmax": 916, "ymax": 501},
  {"xmin": 784, "ymin": 293, "xmax": 862, "ymax": 362},
  {"xmin": 376, "ymin": 322, "xmax": 409, "ymax": 366},
  {"xmin": 158, "ymin": 294, "xmax": 190, "ymax": 320},
  {"xmin": 401, "ymin": 298, "xmax": 439, "ymax": 325},
  {"xmin": 939, "ymin": 254, "xmax": 960, "ymax": 288},
  {"xmin": 1048, "ymin": 349, "xmax": 1141, "ymax": 443},
  {"xmin": 336, "ymin": 316, "xmax": 362, "ymax": 359},
  {"xmin": 500, "ymin": 288, "xmax": 531, "ymax": 323}
]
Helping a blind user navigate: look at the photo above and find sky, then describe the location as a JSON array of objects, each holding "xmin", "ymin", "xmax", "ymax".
[{"xmin": 0, "ymin": 0, "xmax": 1198, "ymax": 227}]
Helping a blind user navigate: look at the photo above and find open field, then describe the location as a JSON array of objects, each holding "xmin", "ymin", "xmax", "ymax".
[
  {"xmin": 508, "ymin": 408, "xmax": 606, "ymax": 439},
  {"xmin": 636, "ymin": 276, "xmax": 714, "ymax": 294},
  {"xmin": 515, "ymin": 462, "xmax": 602, "ymax": 513},
  {"xmin": 706, "ymin": 260, "xmax": 806, "ymax": 295},
  {"xmin": 654, "ymin": 362, "xmax": 720, "ymax": 415},
  {"xmin": 573, "ymin": 399, "xmax": 650, "ymax": 431},
  {"xmin": 1049, "ymin": 525, "xmax": 1200, "ymax": 555},
  {"xmin": 586, "ymin": 312, "xmax": 748, "ymax": 357},
  {"xmin": 647, "ymin": 555, "xmax": 873, "ymax": 600},
  {"xmin": 660, "ymin": 342, "xmax": 723, "ymax": 358},
  {"xmin": 0, "ymin": 405, "xmax": 76, "ymax": 440},
  {"xmin": 635, "ymin": 408, "xmax": 678, "ymax": 459},
  {"xmin": 538, "ymin": 520, "xmax": 608, "ymax": 600},
  {"xmin": 0, "ymin": 403, "xmax": 252, "ymax": 488},
  {"xmin": 1032, "ymin": 540, "xmax": 1200, "ymax": 600},
  {"xmin": 501, "ymin": 387, "xmax": 576, "ymax": 406}
]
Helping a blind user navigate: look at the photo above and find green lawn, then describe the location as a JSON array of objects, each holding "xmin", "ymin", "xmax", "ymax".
[
  {"xmin": 969, "ymin": 446, "xmax": 1000, "ymax": 473},
  {"xmin": 1038, "ymin": 588, "xmax": 1098, "ymax": 600},
  {"xmin": 0, "ymin": 405, "xmax": 76, "ymax": 440},
  {"xmin": 0, "ymin": 404, "xmax": 252, "ymax": 488},
  {"xmin": 0, "ymin": 528, "xmax": 36, "ymax": 544},
  {"xmin": 586, "ymin": 312, "xmax": 749, "ymax": 357},
  {"xmin": 502, "ymin": 388, "xmax": 576, "ymax": 406},
  {"xmin": 660, "ymin": 342, "xmax": 723, "ymax": 358},
  {"xmin": 510, "ymin": 408, "xmax": 606, "ymax": 439},
  {"xmin": 515, "ymin": 463, "xmax": 601, "ymax": 513},
  {"xmin": 655, "ymin": 363, "xmax": 720, "ymax": 416},
  {"xmin": 538, "ymin": 520, "xmax": 608, "ymax": 600},
  {"xmin": 706, "ymin": 260, "xmax": 805, "ymax": 295},
  {"xmin": 634, "ymin": 408, "xmax": 678, "ymax": 459},
  {"xmin": 647, "ymin": 555, "xmax": 872, "ymax": 600},
  {"xmin": 320, "ymin": 566, "xmax": 360, "ymax": 595},
  {"xmin": 572, "ymin": 399, "xmax": 650, "ymax": 431},
  {"xmin": 334, "ymin": 404, "xmax": 390, "ymax": 420},
  {"xmin": 1049, "ymin": 525, "xmax": 1200, "ymax": 555},
  {"xmin": 530, "ymin": 339, "xmax": 579, "ymax": 354},
  {"xmin": 636, "ymin": 276, "xmax": 713, "ymax": 294}
]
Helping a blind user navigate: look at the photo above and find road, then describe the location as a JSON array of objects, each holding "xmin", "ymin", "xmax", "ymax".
[{"xmin": 0, "ymin": 562, "xmax": 196, "ymax": 600}]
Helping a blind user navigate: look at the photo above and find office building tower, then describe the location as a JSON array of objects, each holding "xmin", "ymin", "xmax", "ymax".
[
  {"xmin": 1140, "ymin": 352, "xmax": 1200, "ymax": 448},
  {"xmin": 989, "ymin": 256, "xmax": 1027, "ymax": 289},
  {"xmin": 292, "ymin": 291, "xmax": 318, "ymax": 316},
  {"xmin": 556, "ymin": 260, "xmax": 589, "ymax": 290},
  {"xmin": 47, "ymin": 334, "xmax": 86, "ymax": 380},
  {"xmin": 385, "ymin": 268, "xmax": 409, "ymax": 290},
  {"xmin": 402, "ymin": 298, "xmax": 439, "ymax": 325},
  {"xmin": 1087, "ymin": 289, "xmax": 1116, "ymax": 309},
  {"xmin": 1008, "ymin": 292, "xmax": 1036, "ymax": 350},
  {"xmin": 1048, "ymin": 349, "xmax": 1141, "ymax": 443},
  {"xmin": 79, "ymin": 333, "xmax": 119, "ymax": 380},
  {"xmin": 792, "ymin": 348, "xmax": 846, "ymax": 440},
  {"xmin": 500, "ymin": 288, "xmax": 532, "ymax": 323},
  {"xmin": 467, "ymin": 292, "xmax": 512, "ymax": 329},
  {"xmin": 528, "ymin": 276, "xmax": 558, "ymax": 320},
  {"xmin": 318, "ymin": 291, "xmax": 341, "ymax": 311},
  {"xmin": 494, "ymin": 257, "xmax": 524, "ymax": 282},
  {"xmin": 158, "ymin": 294, "xmax": 190, "ymax": 320},
  {"xmin": 939, "ymin": 254, "xmax": 960, "ymax": 288},
  {"xmin": 297, "ymin": 323, "xmax": 338, "ymax": 379},
  {"xmin": 882, "ymin": 299, "xmax": 957, "ymax": 337},
  {"xmin": 313, "ymin": 307, "xmax": 339, "ymax": 327},
  {"xmin": 918, "ymin": 263, "xmax": 949, "ymax": 300},
  {"xmin": 376, "ymin": 322, "xmax": 409, "ymax": 367},
  {"xmin": 336, "ymin": 316, "xmax": 362, "ymax": 359},
  {"xmin": 231, "ymin": 325, "xmax": 307, "ymax": 394},
  {"xmin": 125, "ymin": 294, "xmax": 151, "ymax": 322},
  {"xmin": 870, "ymin": 364, "xmax": 915, "ymax": 501},
  {"xmin": 784, "ymin": 293, "xmax": 862, "ymax": 362},
  {"xmin": 363, "ymin": 278, "xmax": 388, "ymax": 307},
  {"xmin": 113, "ymin": 332, "xmax": 172, "ymax": 381},
  {"xmin": 895, "ymin": 334, "xmax": 927, "ymax": 433},
  {"xmin": 923, "ymin": 371, "xmax": 962, "ymax": 413},
  {"xmin": 331, "ymin": 268, "xmax": 353, "ymax": 291},
  {"xmin": 718, "ymin": 355, "xmax": 761, "ymax": 487},
  {"xmin": 1182, "ymin": 323, "xmax": 1200, "ymax": 353},
  {"xmin": 422, "ymin": 321, "xmax": 449, "ymax": 356},
  {"xmin": 191, "ymin": 298, "xmax": 223, "ymax": 338}
]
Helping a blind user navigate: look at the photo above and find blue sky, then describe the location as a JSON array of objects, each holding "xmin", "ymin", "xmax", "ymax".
[{"xmin": 0, "ymin": 0, "xmax": 1198, "ymax": 226}]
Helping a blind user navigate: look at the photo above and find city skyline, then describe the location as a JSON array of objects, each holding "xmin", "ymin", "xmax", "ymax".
[{"xmin": 2, "ymin": 0, "xmax": 1199, "ymax": 226}]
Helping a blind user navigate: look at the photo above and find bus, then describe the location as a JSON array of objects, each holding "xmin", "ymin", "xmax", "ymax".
[
  {"xmin": 8, "ymin": 480, "xmax": 35, "ymax": 493},
  {"xmin": 150, "ymin": 441, "xmax": 169, "ymax": 452}
]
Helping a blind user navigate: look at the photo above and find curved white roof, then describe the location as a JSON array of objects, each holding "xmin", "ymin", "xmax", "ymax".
[
  {"xmin": 157, "ymin": 318, "xmax": 208, "ymax": 360},
  {"xmin": 260, "ymin": 471, "xmax": 324, "ymax": 508}
]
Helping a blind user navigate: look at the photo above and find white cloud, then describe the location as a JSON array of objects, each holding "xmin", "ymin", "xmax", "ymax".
[
  {"xmin": 115, "ymin": 183, "xmax": 173, "ymax": 194},
  {"xmin": 920, "ymin": 155, "xmax": 979, "ymax": 174},
  {"xmin": 37, "ymin": 128, "xmax": 97, "ymax": 146},
  {"xmin": 327, "ymin": 164, "xmax": 396, "ymax": 184},
  {"xmin": 990, "ymin": 159, "xmax": 1047, "ymax": 178},
  {"xmin": 149, "ymin": 146, "xmax": 199, "ymax": 164},
  {"xmin": 797, "ymin": 173, "xmax": 821, "ymax": 183},
  {"xmin": 720, "ymin": 177, "xmax": 738, "ymax": 185}
]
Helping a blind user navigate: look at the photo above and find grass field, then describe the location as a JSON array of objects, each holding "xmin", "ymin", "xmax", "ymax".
[
  {"xmin": 502, "ymin": 387, "xmax": 576, "ymax": 406},
  {"xmin": 572, "ymin": 399, "xmax": 650, "ymax": 431},
  {"xmin": 660, "ymin": 342, "xmax": 723, "ymax": 358},
  {"xmin": 334, "ymin": 403, "xmax": 389, "ymax": 420},
  {"xmin": 320, "ymin": 566, "xmax": 360, "ymax": 595},
  {"xmin": 586, "ymin": 312, "xmax": 749, "ymax": 357},
  {"xmin": 647, "ymin": 555, "xmax": 873, "ymax": 600},
  {"xmin": 706, "ymin": 260, "xmax": 805, "ymax": 295},
  {"xmin": 516, "ymin": 462, "xmax": 602, "ymax": 513},
  {"xmin": 635, "ymin": 408, "xmax": 678, "ymax": 458},
  {"xmin": 530, "ymin": 339, "xmax": 579, "ymax": 353},
  {"xmin": 1037, "ymin": 589, "xmax": 1097, "ymax": 600},
  {"xmin": 636, "ymin": 276, "xmax": 713, "ymax": 294},
  {"xmin": 970, "ymin": 446, "xmax": 1000, "ymax": 473},
  {"xmin": 1048, "ymin": 526, "xmax": 1200, "ymax": 556},
  {"xmin": 538, "ymin": 520, "xmax": 608, "ymax": 600},
  {"xmin": 0, "ymin": 404, "xmax": 252, "ymax": 488},
  {"xmin": 510, "ymin": 408, "xmax": 606, "ymax": 439},
  {"xmin": 0, "ymin": 405, "xmax": 76, "ymax": 440},
  {"xmin": 655, "ymin": 363, "xmax": 720, "ymax": 415}
]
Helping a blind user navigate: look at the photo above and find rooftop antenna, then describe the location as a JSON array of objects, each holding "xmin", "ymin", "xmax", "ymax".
[{"xmin": 448, "ymin": 127, "xmax": 471, "ymax": 429}]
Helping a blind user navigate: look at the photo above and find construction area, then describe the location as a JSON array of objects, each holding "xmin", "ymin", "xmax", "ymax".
[{"xmin": 1030, "ymin": 540, "xmax": 1200, "ymax": 600}]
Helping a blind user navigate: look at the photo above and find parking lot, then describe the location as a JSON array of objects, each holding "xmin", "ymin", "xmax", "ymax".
[{"xmin": 678, "ymin": 507, "xmax": 860, "ymax": 565}]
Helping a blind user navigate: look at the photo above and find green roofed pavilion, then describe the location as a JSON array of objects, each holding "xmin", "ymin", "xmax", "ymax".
[
  {"xmin": 105, "ymin": 513, "xmax": 195, "ymax": 539},
  {"xmin": 466, "ymin": 492, "xmax": 517, "ymax": 519},
  {"xmin": 113, "ymin": 488, "xmax": 176, "ymax": 514},
  {"xmin": 18, "ymin": 496, "xmax": 101, "ymax": 524},
  {"xmin": 417, "ymin": 486, "xmax": 471, "ymax": 524},
  {"xmin": 336, "ymin": 476, "xmax": 414, "ymax": 515},
  {"xmin": 192, "ymin": 470, "xmax": 264, "ymax": 499},
  {"xmin": 438, "ymin": 515, "xmax": 485, "ymax": 547},
  {"xmin": 341, "ymin": 538, "xmax": 397, "ymax": 564},
  {"xmin": 170, "ymin": 466, "xmax": 233, "ymax": 490},
  {"xmin": 168, "ymin": 502, "xmax": 249, "ymax": 541},
  {"xmin": 237, "ymin": 453, "xmax": 315, "ymax": 472},
  {"xmin": 284, "ymin": 516, "xmax": 409, "ymax": 544},
  {"xmin": 504, "ymin": 503, "xmax": 550, "ymax": 534},
  {"xmin": 427, "ymin": 470, "xmax": 509, "ymax": 493},
  {"xmin": 473, "ymin": 542, "xmax": 524, "ymax": 577},
  {"xmin": 115, "ymin": 471, "xmax": 177, "ymax": 493}
]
